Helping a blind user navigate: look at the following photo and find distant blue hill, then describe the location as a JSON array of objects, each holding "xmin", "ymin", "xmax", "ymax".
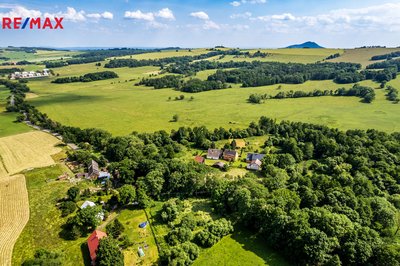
[{"xmin": 286, "ymin": 41, "xmax": 324, "ymax": 49}]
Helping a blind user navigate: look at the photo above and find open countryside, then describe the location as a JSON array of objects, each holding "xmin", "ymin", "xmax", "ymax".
[
  {"xmin": 1, "ymin": 1, "xmax": 400, "ymax": 266},
  {"xmin": 21, "ymin": 49, "xmax": 400, "ymax": 135},
  {"xmin": 0, "ymin": 44, "xmax": 399, "ymax": 266}
]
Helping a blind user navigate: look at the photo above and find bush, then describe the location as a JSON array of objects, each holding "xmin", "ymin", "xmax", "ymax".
[{"xmin": 60, "ymin": 201, "xmax": 77, "ymax": 217}]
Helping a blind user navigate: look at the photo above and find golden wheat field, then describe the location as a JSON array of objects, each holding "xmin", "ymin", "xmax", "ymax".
[
  {"xmin": 0, "ymin": 131, "xmax": 62, "ymax": 177},
  {"xmin": 0, "ymin": 174, "xmax": 29, "ymax": 266}
]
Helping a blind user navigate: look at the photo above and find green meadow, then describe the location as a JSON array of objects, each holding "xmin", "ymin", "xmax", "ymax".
[
  {"xmin": 0, "ymin": 85, "xmax": 31, "ymax": 137},
  {"xmin": 0, "ymin": 48, "xmax": 80, "ymax": 63},
  {"xmin": 1, "ymin": 47, "xmax": 399, "ymax": 137},
  {"xmin": 25, "ymin": 59, "xmax": 400, "ymax": 135},
  {"xmin": 327, "ymin": 47, "xmax": 400, "ymax": 68},
  {"xmin": 194, "ymin": 230, "xmax": 289, "ymax": 266},
  {"xmin": 12, "ymin": 164, "xmax": 90, "ymax": 266}
]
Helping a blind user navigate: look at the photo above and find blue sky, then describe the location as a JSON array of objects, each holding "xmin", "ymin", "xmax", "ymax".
[{"xmin": 0, "ymin": 0, "xmax": 399, "ymax": 48}]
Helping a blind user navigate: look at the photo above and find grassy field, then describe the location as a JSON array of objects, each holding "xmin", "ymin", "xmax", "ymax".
[
  {"xmin": 116, "ymin": 209, "xmax": 159, "ymax": 266},
  {"xmin": 0, "ymin": 48, "xmax": 80, "ymax": 63},
  {"xmin": 0, "ymin": 174, "xmax": 29, "ymax": 266},
  {"xmin": 0, "ymin": 47, "xmax": 396, "ymax": 136},
  {"xmin": 0, "ymin": 85, "xmax": 32, "ymax": 138},
  {"xmin": 26, "ymin": 62, "xmax": 400, "ymax": 134},
  {"xmin": 194, "ymin": 229, "xmax": 290, "ymax": 266},
  {"xmin": 216, "ymin": 48, "xmax": 343, "ymax": 64},
  {"xmin": 12, "ymin": 164, "xmax": 90, "ymax": 266},
  {"xmin": 0, "ymin": 131, "xmax": 62, "ymax": 177},
  {"xmin": 327, "ymin": 47, "xmax": 400, "ymax": 68}
]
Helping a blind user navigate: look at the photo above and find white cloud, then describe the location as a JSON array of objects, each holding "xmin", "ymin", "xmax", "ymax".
[
  {"xmin": 48, "ymin": 7, "xmax": 86, "ymax": 22},
  {"xmin": 124, "ymin": 8, "xmax": 175, "ymax": 25},
  {"xmin": 230, "ymin": 12, "xmax": 252, "ymax": 19},
  {"xmin": 147, "ymin": 21, "xmax": 169, "ymax": 29},
  {"xmin": 256, "ymin": 3, "xmax": 400, "ymax": 33},
  {"xmin": 101, "ymin": 11, "xmax": 113, "ymax": 20},
  {"xmin": 124, "ymin": 10, "xmax": 154, "ymax": 21},
  {"xmin": 87, "ymin": 11, "xmax": 113, "ymax": 20},
  {"xmin": 203, "ymin": 20, "xmax": 220, "ymax": 30},
  {"xmin": 230, "ymin": 0, "xmax": 267, "ymax": 7},
  {"xmin": 0, "ymin": 6, "xmax": 113, "ymax": 22},
  {"xmin": 190, "ymin": 11, "xmax": 209, "ymax": 20},
  {"xmin": 156, "ymin": 8, "xmax": 175, "ymax": 20},
  {"xmin": 0, "ymin": 5, "xmax": 41, "ymax": 18}
]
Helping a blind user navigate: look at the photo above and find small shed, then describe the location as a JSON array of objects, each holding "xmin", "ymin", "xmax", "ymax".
[
  {"xmin": 194, "ymin": 156, "xmax": 205, "ymax": 164},
  {"xmin": 213, "ymin": 162, "xmax": 225, "ymax": 169},
  {"xmin": 138, "ymin": 247, "xmax": 145, "ymax": 257},
  {"xmin": 139, "ymin": 221, "xmax": 148, "ymax": 228},
  {"xmin": 81, "ymin": 200, "xmax": 96, "ymax": 209}
]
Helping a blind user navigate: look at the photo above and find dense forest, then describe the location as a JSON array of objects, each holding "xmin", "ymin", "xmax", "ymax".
[
  {"xmin": 137, "ymin": 60, "xmax": 397, "ymax": 92},
  {"xmin": 51, "ymin": 71, "xmax": 118, "ymax": 83},
  {"xmin": 3, "ymin": 79, "xmax": 400, "ymax": 265},
  {"xmin": 138, "ymin": 76, "xmax": 227, "ymax": 93}
]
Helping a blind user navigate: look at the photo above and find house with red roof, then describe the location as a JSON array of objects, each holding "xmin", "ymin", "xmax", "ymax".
[
  {"xmin": 87, "ymin": 230, "xmax": 107, "ymax": 265},
  {"xmin": 194, "ymin": 155, "xmax": 205, "ymax": 164}
]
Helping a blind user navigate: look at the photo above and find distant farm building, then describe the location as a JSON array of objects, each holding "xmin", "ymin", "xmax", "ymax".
[
  {"xmin": 213, "ymin": 162, "xmax": 225, "ymax": 169},
  {"xmin": 223, "ymin": 150, "xmax": 239, "ymax": 161},
  {"xmin": 87, "ymin": 230, "xmax": 107, "ymax": 265},
  {"xmin": 88, "ymin": 160, "xmax": 100, "ymax": 178},
  {"xmin": 207, "ymin": 149, "xmax": 223, "ymax": 160},
  {"xmin": 246, "ymin": 153, "xmax": 265, "ymax": 163},
  {"xmin": 232, "ymin": 139, "xmax": 246, "ymax": 149},
  {"xmin": 67, "ymin": 143, "xmax": 80, "ymax": 151},
  {"xmin": 75, "ymin": 173, "xmax": 89, "ymax": 179},
  {"xmin": 10, "ymin": 69, "xmax": 50, "ymax": 79},
  {"xmin": 80, "ymin": 200, "xmax": 105, "ymax": 220},
  {"xmin": 81, "ymin": 200, "xmax": 96, "ymax": 209},
  {"xmin": 194, "ymin": 155, "xmax": 205, "ymax": 164},
  {"xmin": 247, "ymin": 159, "xmax": 262, "ymax": 171}
]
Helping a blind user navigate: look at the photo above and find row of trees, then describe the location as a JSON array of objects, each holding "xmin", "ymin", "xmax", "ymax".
[
  {"xmin": 51, "ymin": 71, "xmax": 118, "ymax": 83},
  {"xmin": 371, "ymin": 51, "xmax": 400, "ymax": 60},
  {"xmin": 104, "ymin": 49, "xmax": 253, "ymax": 71},
  {"xmin": 44, "ymin": 48, "xmax": 158, "ymax": 68},
  {"xmin": 248, "ymin": 84, "xmax": 376, "ymax": 104},
  {"xmin": 138, "ymin": 76, "xmax": 227, "ymax": 93}
]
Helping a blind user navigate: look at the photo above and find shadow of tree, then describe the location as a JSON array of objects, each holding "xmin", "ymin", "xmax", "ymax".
[
  {"xmin": 230, "ymin": 228, "xmax": 291, "ymax": 266},
  {"xmin": 80, "ymin": 242, "xmax": 92, "ymax": 266}
]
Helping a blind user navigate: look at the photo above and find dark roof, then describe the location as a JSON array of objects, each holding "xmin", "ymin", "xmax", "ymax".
[
  {"xmin": 213, "ymin": 162, "xmax": 225, "ymax": 168},
  {"xmin": 88, "ymin": 160, "xmax": 99, "ymax": 176},
  {"xmin": 246, "ymin": 153, "xmax": 265, "ymax": 161},
  {"xmin": 207, "ymin": 149, "xmax": 223, "ymax": 158},
  {"xmin": 223, "ymin": 149, "xmax": 238, "ymax": 156}
]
